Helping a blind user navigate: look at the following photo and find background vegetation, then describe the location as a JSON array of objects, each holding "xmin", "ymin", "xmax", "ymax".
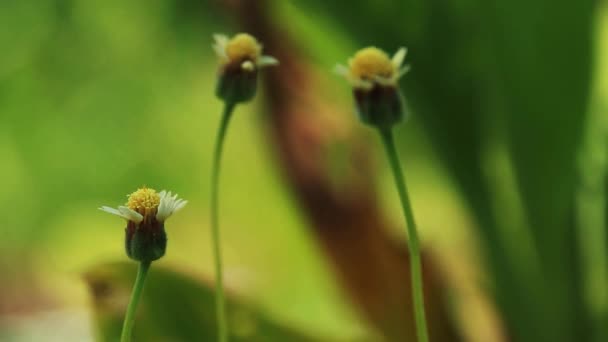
[{"xmin": 0, "ymin": 0, "xmax": 606, "ymax": 341}]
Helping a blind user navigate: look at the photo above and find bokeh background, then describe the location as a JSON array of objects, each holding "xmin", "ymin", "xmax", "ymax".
[{"xmin": 0, "ymin": 0, "xmax": 607, "ymax": 341}]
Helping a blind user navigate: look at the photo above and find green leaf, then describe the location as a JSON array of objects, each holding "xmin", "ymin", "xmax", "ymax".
[
  {"xmin": 83, "ymin": 262, "xmax": 321, "ymax": 342},
  {"xmin": 483, "ymin": 0, "xmax": 595, "ymax": 340}
]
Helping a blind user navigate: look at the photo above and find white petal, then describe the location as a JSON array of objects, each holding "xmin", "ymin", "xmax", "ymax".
[
  {"xmin": 213, "ymin": 34, "xmax": 229, "ymax": 61},
  {"xmin": 213, "ymin": 45, "xmax": 228, "ymax": 61},
  {"xmin": 374, "ymin": 75, "xmax": 397, "ymax": 87},
  {"xmin": 396, "ymin": 64, "xmax": 411, "ymax": 80},
  {"xmin": 99, "ymin": 206, "xmax": 128, "ymax": 219},
  {"xmin": 352, "ymin": 78, "xmax": 374, "ymax": 90},
  {"xmin": 157, "ymin": 199, "xmax": 169, "ymax": 221},
  {"xmin": 391, "ymin": 47, "xmax": 408, "ymax": 69},
  {"xmin": 156, "ymin": 190, "xmax": 187, "ymax": 222},
  {"xmin": 118, "ymin": 206, "xmax": 143, "ymax": 223},
  {"xmin": 174, "ymin": 200, "xmax": 188, "ymax": 213},
  {"xmin": 334, "ymin": 64, "xmax": 373, "ymax": 89},
  {"xmin": 241, "ymin": 60, "xmax": 255, "ymax": 71},
  {"xmin": 333, "ymin": 64, "xmax": 349, "ymax": 77},
  {"xmin": 213, "ymin": 33, "xmax": 230, "ymax": 45},
  {"xmin": 156, "ymin": 208, "xmax": 168, "ymax": 222},
  {"xmin": 257, "ymin": 55, "xmax": 279, "ymax": 68}
]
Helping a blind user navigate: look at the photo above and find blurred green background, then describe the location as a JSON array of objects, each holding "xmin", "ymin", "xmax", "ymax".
[{"xmin": 0, "ymin": 0, "xmax": 606, "ymax": 341}]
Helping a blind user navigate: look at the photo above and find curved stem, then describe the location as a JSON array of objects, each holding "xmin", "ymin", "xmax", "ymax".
[
  {"xmin": 210, "ymin": 101, "xmax": 236, "ymax": 342},
  {"xmin": 121, "ymin": 261, "xmax": 151, "ymax": 342},
  {"xmin": 378, "ymin": 127, "xmax": 429, "ymax": 342}
]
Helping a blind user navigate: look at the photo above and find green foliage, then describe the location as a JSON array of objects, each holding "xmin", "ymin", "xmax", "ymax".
[
  {"xmin": 293, "ymin": 0, "xmax": 600, "ymax": 341},
  {"xmin": 0, "ymin": 0, "xmax": 605, "ymax": 341},
  {"xmin": 0, "ymin": 1, "xmax": 361, "ymax": 339},
  {"xmin": 84, "ymin": 262, "xmax": 320, "ymax": 342}
]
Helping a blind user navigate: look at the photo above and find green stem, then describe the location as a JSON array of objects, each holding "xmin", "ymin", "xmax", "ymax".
[
  {"xmin": 210, "ymin": 101, "xmax": 236, "ymax": 342},
  {"xmin": 378, "ymin": 127, "xmax": 429, "ymax": 342},
  {"xmin": 121, "ymin": 261, "xmax": 151, "ymax": 342}
]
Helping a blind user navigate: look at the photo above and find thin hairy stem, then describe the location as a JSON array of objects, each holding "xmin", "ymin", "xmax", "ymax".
[
  {"xmin": 120, "ymin": 261, "xmax": 151, "ymax": 342},
  {"xmin": 210, "ymin": 101, "xmax": 236, "ymax": 342},
  {"xmin": 379, "ymin": 127, "xmax": 429, "ymax": 342}
]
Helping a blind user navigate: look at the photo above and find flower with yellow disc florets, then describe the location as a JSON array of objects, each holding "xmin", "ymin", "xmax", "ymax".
[
  {"xmin": 335, "ymin": 47, "xmax": 410, "ymax": 128},
  {"xmin": 100, "ymin": 187, "xmax": 187, "ymax": 263},
  {"xmin": 213, "ymin": 33, "xmax": 278, "ymax": 103}
]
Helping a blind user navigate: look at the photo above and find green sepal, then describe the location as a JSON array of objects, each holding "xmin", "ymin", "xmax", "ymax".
[
  {"xmin": 353, "ymin": 85, "xmax": 405, "ymax": 128},
  {"xmin": 125, "ymin": 222, "xmax": 167, "ymax": 263},
  {"xmin": 216, "ymin": 65, "xmax": 258, "ymax": 104}
]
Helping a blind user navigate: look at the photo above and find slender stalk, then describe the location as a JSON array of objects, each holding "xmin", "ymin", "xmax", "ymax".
[
  {"xmin": 378, "ymin": 127, "xmax": 429, "ymax": 342},
  {"xmin": 210, "ymin": 101, "xmax": 237, "ymax": 342},
  {"xmin": 121, "ymin": 261, "xmax": 151, "ymax": 342}
]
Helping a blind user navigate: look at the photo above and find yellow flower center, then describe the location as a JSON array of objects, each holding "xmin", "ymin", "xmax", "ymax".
[
  {"xmin": 348, "ymin": 47, "xmax": 395, "ymax": 80},
  {"xmin": 226, "ymin": 33, "xmax": 261, "ymax": 62},
  {"xmin": 126, "ymin": 187, "xmax": 160, "ymax": 214}
]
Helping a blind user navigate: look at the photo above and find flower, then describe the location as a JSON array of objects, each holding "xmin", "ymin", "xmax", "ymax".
[
  {"xmin": 100, "ymin": 187, "xmax": 187, "ymax": 262},
  {"xmin": 213, "ymin": 33, "xmax": 278, "ymax": 103},
  {"xmin": 335, "ymin": 46, "xmax": 409, "ymax": 91},
  {"xmin": 335, "ymin": 46, "xmax": 410, "ymax": 128},
  {"xmin": 213, "ymin": 33, "xmax": 278, "ymax": 71}
]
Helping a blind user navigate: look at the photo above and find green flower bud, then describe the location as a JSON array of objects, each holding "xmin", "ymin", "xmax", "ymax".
[
  {"xmin": 212, "ymin": 33, "xmax": 279, "ymax": 104},
  {"xmin": 335, "ymin": 46, "xmax": 411, "ymax": 128}
]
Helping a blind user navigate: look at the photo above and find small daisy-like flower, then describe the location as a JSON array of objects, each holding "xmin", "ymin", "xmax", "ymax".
[
  {"xmin": 335, "ymin": 46, "xmax": 409, "ymax": 90},
  {"xmin": 213, "ymin": 33, "xmax": 278, "ymax": 103},
  {"xmin": 100, "ymin": 187, "xmax": 187, "ymax": 262},
  {"xmin": 336, "ymin": 47, "xmax": 410, "ymax": 127},
  {"xmin": 213, "ymin": 33, "xmax": 278, "ymax": 72}
]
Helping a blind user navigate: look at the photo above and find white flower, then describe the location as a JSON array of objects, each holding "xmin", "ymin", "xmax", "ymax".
[
  {"xmin": 213, "ymin": 33, "xmax": 279, "ymax": 71},
  {"xmin": 335, "ymin": 46, "xmax": 410, "ymax": 90},
  {"xmin": 99, "ymin": 187, "xmax": 187, "ymax": 224}
]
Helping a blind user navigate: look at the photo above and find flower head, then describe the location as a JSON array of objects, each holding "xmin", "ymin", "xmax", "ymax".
[
  {"xmin": 225, "ymin": 34, "xmax": 261, "ymax": 64},
  {"xmin": 335, "ymin": 46, "xmax": 410, "ymax": 128},
  {"xmin": 213, "ymin": 33, "xmax": 278, "ymax": 103},
  {"xmin": 336, "ymin": 46, "xmax": 409, "ymax": 90},
  {"xmin": 214, "ymin": 33, "xmax": 278, "ymax": 71},
  {"xmin": 126, "ymin": 187, "xmax": 160, "ymax": 217},
  {"xmin": 100, "ymin": 187, "xmax": 187, "ymax": 262}
]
